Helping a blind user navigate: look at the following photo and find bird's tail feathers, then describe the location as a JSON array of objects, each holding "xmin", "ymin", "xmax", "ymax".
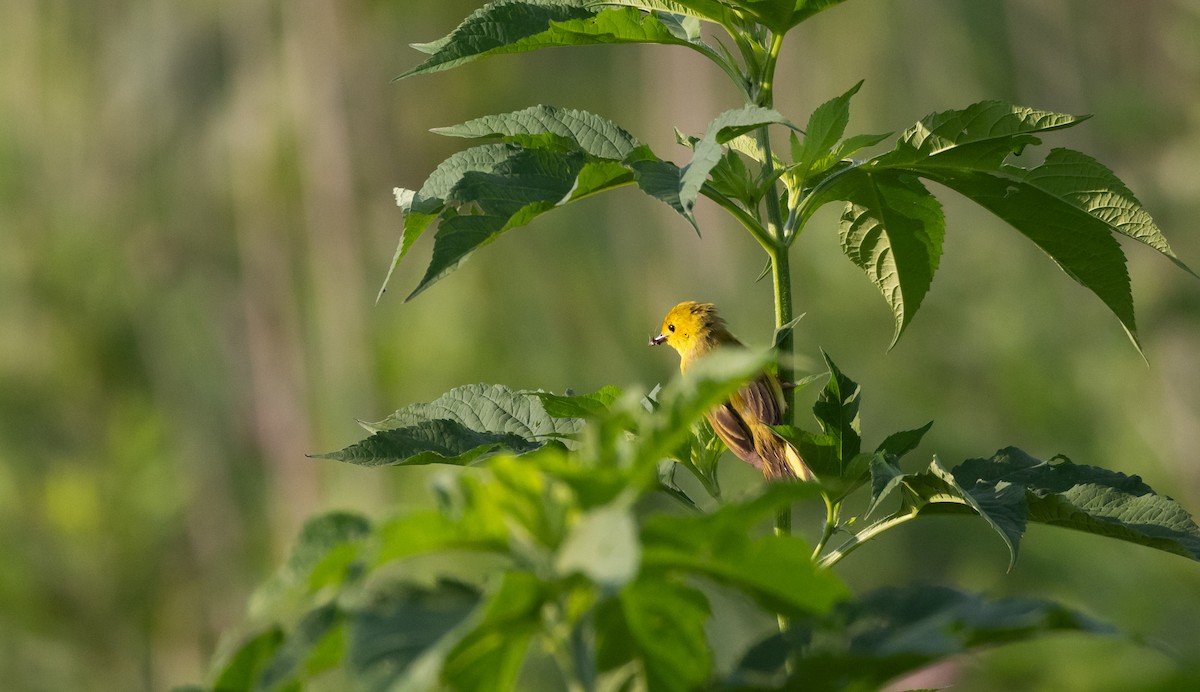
[{"xmin": 754, "ymin": 424, "xmax": 815, "ymax": 482}]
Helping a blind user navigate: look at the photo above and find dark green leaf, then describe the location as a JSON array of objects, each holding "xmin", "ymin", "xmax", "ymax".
[
  {"xmin": 922, "ymin": 165, "xmax": 1140, "ymax": 347},
  {"xmin": 313, "ymin": 418, "xmax": 542, "ymax": 468},
  {"xmin": 381, "ymin": 144, "xmax": 514, "ymax": 300},
  {"xmin": 954, "ymin": 448, "xmax": 1200, "ymax": 562},
  {"xmin": 315, "ymin": 384, "xmax": 581, "ymax": 468},
  {"xmin": 347, "ymin": 580, "xmax": 482, "ymax": 692},
  {"xmin": 731, "ymin": 585, "xmax": 1111, "ymax": 691},
  {"xmin": 627, "ymin": 154, "xmax": 700, "ymax": 231},
  {"xmin": 867, "ymin": 448, "xmax": 1200, "ymax": 568}
]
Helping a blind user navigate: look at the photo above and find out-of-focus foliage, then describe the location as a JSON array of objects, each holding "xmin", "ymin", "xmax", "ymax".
[{"xmin": 1, "ymin": 1, "xmax": 1198, "ymax": 690}]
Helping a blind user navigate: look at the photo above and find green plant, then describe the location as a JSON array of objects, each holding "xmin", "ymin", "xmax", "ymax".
[{"xmin": 193, "ymin": 2, "xmax": 1199, "ymax": 690}]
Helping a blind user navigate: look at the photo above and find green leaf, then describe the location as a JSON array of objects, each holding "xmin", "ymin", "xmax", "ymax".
[
  {"xmin": 679, "ymin": 106, "xmax": 789, "ymax": 215},
  {"xmin": 925, "ymin": 165, "xmax": 1139, "ymax": 346},
  {"xmin": 772, "ymin": 425, "xmax": 839, "ymax": 478},
  {"xmin": 535, "ymin": 385, "xmax": 622, "ymax": 419},
  {"xmin": 314, "ymin": 384, "xmax": 581, "ymax": 468},
  {"xmin": 211, "ymin": 628, "xmax": 285, "ymax": 692},
  {"xmin": 954, "ymin": 448, "xmax": 1200, "ymax": 562},
  {"xmin": 732, "ymin": 585, "xmax": 1110, "ymax": 691},
  {"xmin": 626, "ymin": 154, "xmax": 700, "ymax": 231},
  {"xmin": 875, "ymin": 421, "xmax": 933, "ymax": 461},
  {"xmin": 372, "ymin": 507, "xmax": 511, "ymax": 567},
  {"xmin": 347, "ymin": 580, "xmax": 483, "ymax": 692},
  {"xmin": 555, "ymin": 501, "xmax": 641, "ymax": 589},
  {"xmin": 442, "ymin": 572, "xmax": 544, "ymax": 692},
  {"xmin": 878, "ymin": 101, "xmax": 1086, "ymax": 168},
  {"xmin": 802, "ymin": 101, "xmax": 1188, "ymax": 349},
  {"xmin": 380, "ymin": 144, "xmax": 514, "ymax": 300},
  {"xmin": 641, "ymin": 482, "xmax": 847, "ymax": 615},
  {"xmin": 868, "ymin": 448, "xmax": 1200, "ymax": 568},
  {"xmin": 707, "ymin": 147, "xmax": 758, "ymax": 207},
  {"xmin": 714, "ymin": 0, "xmax": 850, "ymax": 33},
  {"xmin": 431, "ymin": 105, "xmax": 642, "ymax": 160},
  {"xmin": 811, "ymin": 351, "xmax": 862, "ymax": 469},
  {"xmin": 314, "ymin": 418, "xmax": 543, "ymax": 468},
  {"xmin": 788, "ymin": 0, "xmax": 852, "ymax": 27},
  {"xmin": 793, "ymin": 80, "xmax": 862, "ymax": 182},
  {"xmin": 252, "ymin": 512, "xmax": 372, "ymax": 616},
  {"xmin": 257, "ymin": 604, "xmax": 346, "ymax": 691},
  {"xmin": 401, "ymin": 2, "xmax": 702, "ymax": 79},
  {"xmin": 1020, "ymin": 148, "xmax": 1192, "ymax": 276},
  {"xmin": 838, "ymin": 173, "xmax": 945, "ymax": 346},
  {"xmin": 596, "ymin": 577, "xmax": 712, "ymax": 692},
  {"xmin": 381, "ymin": 109, "xmax": 647, "ymax": 300}
]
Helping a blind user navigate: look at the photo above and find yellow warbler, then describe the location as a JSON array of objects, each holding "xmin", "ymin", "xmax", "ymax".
[{"xmin": 650, "ymin": 301, "xmax": 814, "ymax": 482}]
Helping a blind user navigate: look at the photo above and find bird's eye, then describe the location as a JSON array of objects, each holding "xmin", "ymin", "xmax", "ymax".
[{"xmin": 668, "ymin": 324, "xmax": 675, "ymax": 332}]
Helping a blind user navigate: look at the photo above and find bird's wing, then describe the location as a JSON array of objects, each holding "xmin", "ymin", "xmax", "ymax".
[
  {"xmin": 706, "ymin": 404, "xmax": 764, "ymax": 471},
  {"xmin": 734, "ymin": 374, "xmax": 785, "ymax": 427}
]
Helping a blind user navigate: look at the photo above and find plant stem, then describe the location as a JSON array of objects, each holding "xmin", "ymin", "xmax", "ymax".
[
  {"xmin": 812, "ymin": 495, "xmax": 840, "ymax": 559},
  {"xmin": 816, "ymin": 509, "xmax": 921, "ymax": 569},
  {"xmin": 769, "ymin": 243, "xmax": 795, "ymax": 408}
]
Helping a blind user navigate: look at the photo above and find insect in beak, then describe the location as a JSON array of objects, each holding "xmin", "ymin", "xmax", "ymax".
[{"xmin": 649, "ymin": 334, "xmax": 668, "ymax": 346}]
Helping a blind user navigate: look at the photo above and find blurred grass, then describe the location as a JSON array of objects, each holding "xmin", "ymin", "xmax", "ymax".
[{"xmin": 1, "ymin": 0, "xmax": 1198, "ymax": 689}]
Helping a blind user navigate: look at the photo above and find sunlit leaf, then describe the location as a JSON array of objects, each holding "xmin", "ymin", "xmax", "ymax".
[
  {"xmin": 641, "ymin": 482, "xmax": 846, "ymax": 615},
  {"xmin": 535, "ymin": 385, "xmax": 623, "ymax": 419},
  {"xmin": 401, "ymin": 1, "xmax": 703, "ymax": 78}
]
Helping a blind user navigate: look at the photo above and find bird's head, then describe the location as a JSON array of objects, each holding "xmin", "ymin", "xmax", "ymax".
[{"xmin": 649, "ymin": 301, "xmax": 726, "ymax": 357}]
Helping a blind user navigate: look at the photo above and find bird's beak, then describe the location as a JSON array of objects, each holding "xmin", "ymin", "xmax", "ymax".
[{"xmin": 649, "ymin": 334, "xmax": 667, "ymax": 346}]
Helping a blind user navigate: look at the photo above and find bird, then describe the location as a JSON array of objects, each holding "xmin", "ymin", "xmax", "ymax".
[{"xmin": 650, "ymin": 301, "xmax": 814, "ymax": 482}]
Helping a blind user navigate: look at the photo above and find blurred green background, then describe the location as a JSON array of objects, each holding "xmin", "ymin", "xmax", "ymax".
[{"xmin": 2, "ymin": 1, "xmax": 1199, "ymax": 689}]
